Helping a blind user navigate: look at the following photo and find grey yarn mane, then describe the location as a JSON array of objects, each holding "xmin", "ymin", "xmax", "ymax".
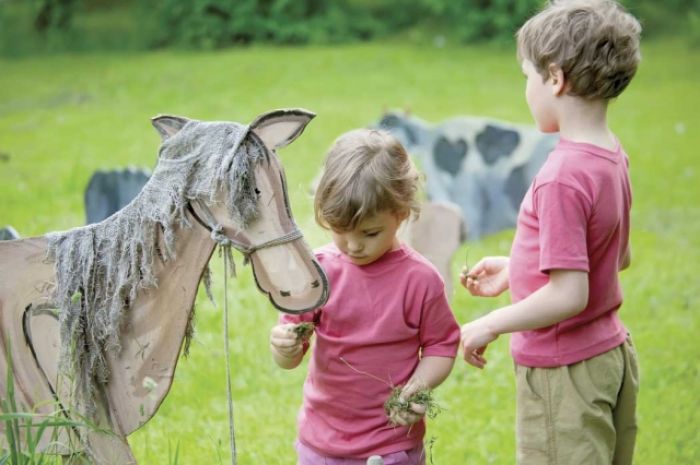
[{"xmin": 46, "ymin": 119, "xmax": 266, "ymax": 416}]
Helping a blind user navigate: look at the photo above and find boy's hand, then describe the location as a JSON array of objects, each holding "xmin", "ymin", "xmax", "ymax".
[
  {"xmin": 460, "ymin": 256, "xmax": 510, "ymax": 297},
  {"xmin": 461, "ymin": 320, "xmax": 498, "ymax": 369},
  {"xmin": 269, "ymin": 323, "xmax": 307, "ymax": 359}
]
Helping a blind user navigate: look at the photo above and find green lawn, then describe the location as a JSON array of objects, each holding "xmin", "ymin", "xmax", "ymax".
[{"xmin": 1, "ymin": 38, "xmax": 699, "ymax": 464}]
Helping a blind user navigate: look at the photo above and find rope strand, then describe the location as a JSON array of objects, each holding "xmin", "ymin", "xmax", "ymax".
[{"xmin": 222, "ymin": 247, "xmax": 238, "ymax": 465}]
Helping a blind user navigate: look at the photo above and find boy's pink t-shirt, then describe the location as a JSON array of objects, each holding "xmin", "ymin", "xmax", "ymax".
[
  {"xmin": 280, "ymin": 243, "xmax": 460, "ymax": 458},
  {"xmin": 509, "ymin": 137, "xmax": 631, "ymax": 368}
]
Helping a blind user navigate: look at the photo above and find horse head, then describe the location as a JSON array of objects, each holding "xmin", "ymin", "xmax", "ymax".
[{"xmin": 151, "ymin": 109, "xmax": 328, "ymax": 314}]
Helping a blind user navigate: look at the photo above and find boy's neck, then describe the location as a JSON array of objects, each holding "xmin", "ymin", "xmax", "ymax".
[{"xmin": 556, "ymin": 96, "xmax": 617, "ymax": 151}]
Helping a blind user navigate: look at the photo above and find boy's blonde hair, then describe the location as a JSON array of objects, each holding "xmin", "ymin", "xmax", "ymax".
[
  {"xmin": 314, "ymin": 129, "xmax": 420, "ymax": 231},
  {"xmin": 516, "ymin": 0, "xmax": 641, "ymax": 100}
]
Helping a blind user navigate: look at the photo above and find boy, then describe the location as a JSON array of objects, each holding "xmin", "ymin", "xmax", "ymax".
[{"xmin": 460, "ymin": 1, "xmax": 641, "ymax": 463}]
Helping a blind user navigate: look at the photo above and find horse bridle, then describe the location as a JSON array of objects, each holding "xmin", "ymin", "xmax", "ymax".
[
  {"xmin": 186, "ymin": 199, "xmax": 303, "ymax": 258},
  {"xmin": 187, "ymin": 197, "xmax": 308, "ymax": 465}
]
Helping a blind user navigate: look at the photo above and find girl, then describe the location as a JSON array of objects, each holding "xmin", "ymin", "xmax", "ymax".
[{"xmin": 269, "ymin": 129, "xmax": 460, "ymax": 465}]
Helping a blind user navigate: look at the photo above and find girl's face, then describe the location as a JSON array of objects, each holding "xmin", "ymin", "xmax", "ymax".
[
  {"xmin": 522, "ymin": 59, "xmax": 559, "ymax": 133},
  {"xmin": 331, "ymin": 210, "xmax": 406, "ymax": 266}
]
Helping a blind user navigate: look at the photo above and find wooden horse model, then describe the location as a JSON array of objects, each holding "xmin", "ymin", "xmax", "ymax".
[{"xmin": 0, "ymin": 109, "xmax": 329, "ymax": 464}]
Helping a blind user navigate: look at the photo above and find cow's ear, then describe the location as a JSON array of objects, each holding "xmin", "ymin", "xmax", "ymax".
[
  {"xmin": 151, "ymin": 115, "xmax": 190, "ymax": 141},
  {"xmin": 250, "ymin": 109, "xmax": 315, "ymax": 150}
]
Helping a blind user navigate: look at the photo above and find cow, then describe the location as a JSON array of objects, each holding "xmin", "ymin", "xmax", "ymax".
[{"xmin": 376, "ymin": 111, "xmax": 557, "ymax": 240}]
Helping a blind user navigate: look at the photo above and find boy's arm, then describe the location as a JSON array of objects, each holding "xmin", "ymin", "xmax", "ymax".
[
  {"xmin": 620, "ymin": 245, "xmax": 632, "ymax": 271},
  {"xmin": 462, "ymin": 269, "xmax": 588, "ymax": 368}
]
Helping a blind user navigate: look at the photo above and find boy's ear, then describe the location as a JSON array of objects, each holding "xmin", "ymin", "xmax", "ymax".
[{"xmin": 548, "ymin": 64, "xmax": 566, "ymax": 96}]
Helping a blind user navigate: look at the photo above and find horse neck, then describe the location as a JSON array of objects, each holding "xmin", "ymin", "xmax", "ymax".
[
  {"xmin": 126, "ymin": 219, "xmax": 218, "ymax": 335},
  {"xmin": 154, "ymin": 221, "xmax": 217, "ymax": 296},
  {"xmin": 98, "ymin": 220, "xmax": 221, "ymax": 437}
]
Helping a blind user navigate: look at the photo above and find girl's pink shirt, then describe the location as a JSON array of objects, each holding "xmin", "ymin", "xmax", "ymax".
[
  {"xmin": 280, "ymin": 243, "xmax": 460, "ymax": 458},
  {"xmin": 509, "ymin": 137, "xmax": 631, "ymax": 367}
]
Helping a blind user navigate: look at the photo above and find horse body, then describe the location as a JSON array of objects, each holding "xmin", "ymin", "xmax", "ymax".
[
  {"xmin": 0, "ymin": 109, "xmax": 328, "ymax": 464},
  {"xmin": 0, "ymin": 237, "xmax": 60, "ymax": 439}
]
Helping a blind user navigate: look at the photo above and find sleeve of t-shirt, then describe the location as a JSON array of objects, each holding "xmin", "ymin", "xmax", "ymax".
[
  {"xmin": 278, "ymin": 311, "xmax": 317, "ymax": 325},
  {"xmin": 419, "ymin": 290, "xmax": 460, "ymax": 358},
  {"xmin": 533, "ymin": 181, "xmax": 592, "ymax": 273}
]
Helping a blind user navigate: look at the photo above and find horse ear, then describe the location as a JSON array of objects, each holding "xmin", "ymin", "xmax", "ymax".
[
  {"xmin": 151, "ymin": 115, "xmax": 190, "ymax": 141},
  {"xmin": 250, "ymin": 109, "xmax": 316, "ymax": 150}
]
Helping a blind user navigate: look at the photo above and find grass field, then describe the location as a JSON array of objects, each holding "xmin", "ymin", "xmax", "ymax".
[{"xmin": 1, "ymin": 38, "xmax": 699, "ymax": 464}]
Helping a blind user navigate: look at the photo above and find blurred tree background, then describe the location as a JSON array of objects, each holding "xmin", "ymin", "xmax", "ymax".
[{"xmin": 1, "ymin": 0, "xmax": 699, "ymax": 56}]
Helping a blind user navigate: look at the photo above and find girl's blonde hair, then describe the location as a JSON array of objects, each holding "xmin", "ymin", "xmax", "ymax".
[
  {"xmin": 516, "ymin": 0, "xmax": 641, "ymax": 100},
  {"xmin": 314, "ymin": 129, "xmax": 420, "ymax": 231}
]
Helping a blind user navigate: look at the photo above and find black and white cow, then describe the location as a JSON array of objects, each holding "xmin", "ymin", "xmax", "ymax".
[{"xmin": 376, "ymin": 111, "xmax": 557, "ymax": 239}]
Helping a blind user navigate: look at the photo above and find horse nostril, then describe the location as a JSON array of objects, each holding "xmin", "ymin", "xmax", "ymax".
[
  {"xmin": 280, "ymin": 290, "xmax": 291, "ymax": 297},
  {"xmin": 311, "ymin": 280, "xmax": 320, "ymax": 288}
]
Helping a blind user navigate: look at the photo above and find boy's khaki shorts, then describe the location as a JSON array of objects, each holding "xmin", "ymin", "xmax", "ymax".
[{"xmin": 515, "ymin": 336, "xmax": 639, "ymax": 465}]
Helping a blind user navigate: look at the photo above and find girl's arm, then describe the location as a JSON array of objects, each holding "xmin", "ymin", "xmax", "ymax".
[
  {"xmin": 406, "ymin": 356, "xmax": 455, "ymax": 391},
  {"xmin": 461, "ymin": 269, "xmax": 588, "ymax": 368}
]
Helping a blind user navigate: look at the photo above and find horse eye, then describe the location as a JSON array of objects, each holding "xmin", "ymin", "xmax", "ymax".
[{"xmin": 254, "ymin": 188, "xmax": 261, "ymax": 196}]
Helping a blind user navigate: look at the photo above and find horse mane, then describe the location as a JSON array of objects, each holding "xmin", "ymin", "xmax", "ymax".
[{"xmin": 46, "ymin": 119, "xmax": 266, "ymax": 413}]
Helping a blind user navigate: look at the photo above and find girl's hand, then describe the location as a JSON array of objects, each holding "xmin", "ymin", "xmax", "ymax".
[
  {"xmin": 387, "ymin": 378, "xmax": 428, "ymax": 426},
  {"xmin": 388, "ymin": 401, "xmax": 426, "ymax": 426},
  {"xmin": 269, "ymin": 323, "xmax": 304, "ymax": 359},
  {"xmin": 460, "ymin": 256, "xmax": 510, "ymax": 297}
]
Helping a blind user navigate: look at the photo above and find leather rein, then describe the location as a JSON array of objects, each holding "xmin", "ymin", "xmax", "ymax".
[{"xmin": 186, "ymin": 199, "xmax": 303, "ymax": 258}]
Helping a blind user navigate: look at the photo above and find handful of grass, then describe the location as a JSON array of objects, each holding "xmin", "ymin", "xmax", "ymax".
[
  {"xmin": 293, "ymin": 322, "xmax": 315, "ymax": 341},
  {"xmin": 384, "ymin": 386, "xmax": 443, "ymax": 422}
]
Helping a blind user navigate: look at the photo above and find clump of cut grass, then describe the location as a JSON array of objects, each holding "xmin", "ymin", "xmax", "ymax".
[
  {"xmin": 383, "ymin": 385, "xmax": 443, "ymax": 424},
  {"xmin": 339, "ymin": 356, "xmax": 444, "ymax": 425},
  {"xmin": 292, "ymin": 322, "xmax": 314, "ymax": 341}
]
